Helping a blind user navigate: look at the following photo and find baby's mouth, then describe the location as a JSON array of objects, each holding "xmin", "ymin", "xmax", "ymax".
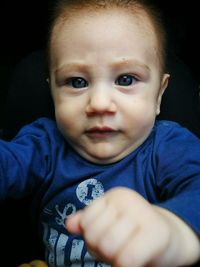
[{"xmin": 85, "ymin": 127, "xmax": 118, "ymax": 138}]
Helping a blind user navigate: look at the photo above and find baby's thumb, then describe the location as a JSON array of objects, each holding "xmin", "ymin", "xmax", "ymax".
[{"xmin": 65, "ymin": 211, "xmax": 83, "ymax": 234}]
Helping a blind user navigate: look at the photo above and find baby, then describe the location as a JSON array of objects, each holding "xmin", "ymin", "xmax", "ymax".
[{"xmin": 1, "ymin": 0, "xmax": 200, "ymax": 266}]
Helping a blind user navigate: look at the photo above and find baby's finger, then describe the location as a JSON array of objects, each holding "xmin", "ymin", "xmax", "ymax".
[
  {"xmin": 79, "ymin": 196, "xmax": 107, "ymax": 230},
  {"xmin": 66, "ymin": 196, "xmax": 107, "ymax": 235},
  {"xmin": 65, "ymin": 211, "xmax": 83, "ymax": 234},
  {"xmin": 81, "ymin": 200, "xmax": 118, "ymax": 249},
  {"xmin": 96, "ymin": 215, "xmax": 137, "ymax": 261}
]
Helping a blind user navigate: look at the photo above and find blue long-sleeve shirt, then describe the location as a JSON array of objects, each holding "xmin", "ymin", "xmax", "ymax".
[{"xmin": 0, "ymin": 118, "xmax": 200, "ymax": 266}]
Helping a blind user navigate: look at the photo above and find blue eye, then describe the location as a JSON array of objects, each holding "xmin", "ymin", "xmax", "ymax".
[
  {"xmin": 116, "ymin": 75, "xmax": 135, "ymax": 86},
  {"xmin": 68, "ymin": 77, "xmax": 88, "ymax": 88}
]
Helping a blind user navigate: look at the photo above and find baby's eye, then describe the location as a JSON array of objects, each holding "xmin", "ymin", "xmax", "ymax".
[
  {"xmin": 67, "ymin": 77, "xmax": 88, "ymax": 88},
  {"xmin": 115, "ymin": 74, "xmax": 136, "ymax": 86}
]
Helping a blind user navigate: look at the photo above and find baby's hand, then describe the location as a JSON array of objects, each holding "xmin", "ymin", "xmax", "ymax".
[{"xmin": 66, "ymin": 187, "xmax": 200, "ymax": 267}]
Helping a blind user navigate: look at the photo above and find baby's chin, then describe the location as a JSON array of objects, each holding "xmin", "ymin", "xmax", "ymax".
[{"xmin": 75, "ymin": 146, "xmax": 131, "ymax": 165}]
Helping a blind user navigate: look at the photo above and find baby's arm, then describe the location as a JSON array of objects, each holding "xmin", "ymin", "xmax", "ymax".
[{"xmin": 66, "ymin": 187, "xmax": 200, "ymax": 267}]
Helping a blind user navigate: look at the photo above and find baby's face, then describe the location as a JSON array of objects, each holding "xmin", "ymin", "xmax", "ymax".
[{"xmin": 50, "ymin": 9, "xmax": 169, "ymax": 164}]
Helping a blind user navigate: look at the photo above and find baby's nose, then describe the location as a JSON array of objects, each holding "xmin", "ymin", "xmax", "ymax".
[{"xmin": 86, "ymin": 86, "xmax": 116, "ymax": 116}]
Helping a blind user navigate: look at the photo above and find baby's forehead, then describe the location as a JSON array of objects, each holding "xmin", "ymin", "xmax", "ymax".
[
  {"xmin": 49, "ymin": 7, "xmax": 162, "ymax": 71},
  {"xmin": 52, "ymin": 7, "xmax": 157, "ymax": 42}
]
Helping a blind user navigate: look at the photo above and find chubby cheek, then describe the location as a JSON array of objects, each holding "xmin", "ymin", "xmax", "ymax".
[
  {"xmin": 122, "ymin": 101, "xmax": 156, "ymax": 135},
  {"xmin": 54, "ymin": 104, "xmax": 84, "ymax": 139}
]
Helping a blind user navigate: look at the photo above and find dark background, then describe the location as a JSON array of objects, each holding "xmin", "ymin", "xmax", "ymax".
[{"xmin": 0, "ymin": 1, "xmax": 199, "ymax": 130}]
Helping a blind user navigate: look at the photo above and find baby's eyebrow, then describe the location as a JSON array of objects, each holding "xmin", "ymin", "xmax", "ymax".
[
  {"xmin": 110, "ymin": 59, "xmax": 150, "ymax": 72},
  {"xmin": 54, "ymin": 62, "xmax": 88, "ymax": 75}
]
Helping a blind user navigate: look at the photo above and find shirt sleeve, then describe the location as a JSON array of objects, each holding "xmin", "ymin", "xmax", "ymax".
[
  {"xmin": 0, "ymin": 118, "xmax": 54, "ymax": 200},
  {"xmin": 154, "ymin": 121, "xmax": 200, "ymax": 235}
]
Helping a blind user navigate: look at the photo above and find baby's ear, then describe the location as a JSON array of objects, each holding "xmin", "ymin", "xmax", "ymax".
[
  {"xmin": 46, "ymin": 78, "xmax": 49, "ymax": 84},
  {"xmin": 156, "ymin": 73, "xmax": 170, "ymax": 115}
]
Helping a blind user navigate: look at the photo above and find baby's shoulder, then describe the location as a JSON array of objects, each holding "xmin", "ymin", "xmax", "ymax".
[{"xmin": 153, "ymin": 119, "xmax": 200, "ymax": 150}]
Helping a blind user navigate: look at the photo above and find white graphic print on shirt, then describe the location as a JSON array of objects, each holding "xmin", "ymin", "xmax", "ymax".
[{"xmin": 43, "ymin": 178, "xmax": 109, "ymax": 266}]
